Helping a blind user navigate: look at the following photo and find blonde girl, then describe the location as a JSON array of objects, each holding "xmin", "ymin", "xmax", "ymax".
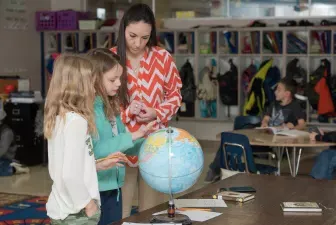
[{"xmin": 44, "ymin": 54, "xmax": 127, "ymax": 225}]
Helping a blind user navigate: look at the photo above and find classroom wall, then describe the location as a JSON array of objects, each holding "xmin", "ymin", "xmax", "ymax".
[
  {"xmin": 87, "ymin": 0, "xmax": 153, "ymax": 19},
  {"xmin": 50, "ymin": 0, "xmax": 87, "ymax": 11},
  {"xmin": 0, "ymin": 0, "xmax": 50, "ymax": 91}
]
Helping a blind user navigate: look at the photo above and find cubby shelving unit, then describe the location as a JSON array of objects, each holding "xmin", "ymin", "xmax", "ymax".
[{"xmin": 40, "ymin": 26, "xmax": 336, "ymax": 126}]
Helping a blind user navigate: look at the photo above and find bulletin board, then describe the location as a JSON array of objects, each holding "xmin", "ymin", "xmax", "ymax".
[{"xmin": 0, "ymin": 0, "xmax": 50, "ymax": 91}]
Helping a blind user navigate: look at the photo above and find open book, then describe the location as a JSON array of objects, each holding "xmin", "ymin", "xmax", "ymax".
[{"xmin": 255, "ymin": 127, "xmax": 310, "ymax": 137}]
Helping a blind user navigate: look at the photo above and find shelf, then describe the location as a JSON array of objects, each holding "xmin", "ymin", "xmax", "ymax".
[
  {"xmin": 174, "ymin": 53, "xmax": 195, "ymax": 57},
  {"xmin": 40, "ymin": 26, "xmax": 336, "ymax": 125}
]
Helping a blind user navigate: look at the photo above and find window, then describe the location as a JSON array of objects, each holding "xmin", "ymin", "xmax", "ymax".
[{"xmin": 97, "ymin": 8, "xmax": 106, "ymax": 20}]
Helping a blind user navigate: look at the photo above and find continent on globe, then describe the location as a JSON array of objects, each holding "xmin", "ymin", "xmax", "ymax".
[{"xmin": 139, "ymin": 127, "xmax": 204, "ymax": 194}]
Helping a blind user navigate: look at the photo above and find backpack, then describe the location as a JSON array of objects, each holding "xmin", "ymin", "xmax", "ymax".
[
  {"xmin": 305, "ymin": 58, "xmax": 330, "ymax": 110},
  {"xmin": 244, "ymin": 59, "xmax": 273, "ymax": 116},
  {"xmin": 217, "ymin": 59, "xmax": 238, "ymax": 105},
  {"xmin": 286, "ymin": 58, "xmax": 307, "ymax": 95},
  {"xmin": 264, "ymin": 66, "xmax": 281, "ymax": 107},
  {"xmin": 197, "ymin": 66, "xmax": 217, "ymax": 101},
  {"xmin": 242, "ymin": 63, "xmax": 258, "ymax": 97},
  {"xmin": 179, "ymin": 60, "xmax": 196, "ymax": 103}
]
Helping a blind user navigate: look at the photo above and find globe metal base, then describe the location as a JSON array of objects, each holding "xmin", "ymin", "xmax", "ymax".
[{"xmin": 150, "ymin": 213, "xmax": 192, "ymax": 225}]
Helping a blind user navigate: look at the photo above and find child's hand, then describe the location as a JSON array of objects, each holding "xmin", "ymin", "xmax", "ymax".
[
  {"xmin": 286, "ymin": 123, "xmax": 295, "ymax": 129},
  {"xmin": 318, "ymin": 128, "xmax": 324, "ymax": 136},
  {"xmin": 96, "ymin": 152, "xmax": 129, "ymax": 171},
  {"xmin": 129, "ymin": 100, "xmax": 142, "ymax": 116},
  {"xmin": 85, "ymin": 199, "xmax": 98, "ymax": 217},
  {"xmin": 131, "ymin": 121, "xmax": 156, "ymax": 140},
  {"xmin": 310, "ymin": 132, "xmax": 318, "ymax": 141},
  {"xmin": 261, "ymin": 122, "xmax": 268, "ymax": 128}
]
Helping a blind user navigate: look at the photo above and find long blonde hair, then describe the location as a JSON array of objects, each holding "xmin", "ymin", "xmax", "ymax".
[
  {"xmin": 86, "ymin": 48, "xmax": 128, "ymax": 120},
  {"xmin": 44, "ymin": 54, "xmax": 97, "ymax": 139}
]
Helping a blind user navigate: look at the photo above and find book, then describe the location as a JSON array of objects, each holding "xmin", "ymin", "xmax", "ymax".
[
  {"xmin": 280, "ymin": 202, "xmax": 322, "ymax": 212},
  {"xmin": 213, "ymin": 191, "xmax": 255, "ymax": 203},
  {"xmin": 255, "ymin": 127, "xmax": 310, "ymax": 137}
]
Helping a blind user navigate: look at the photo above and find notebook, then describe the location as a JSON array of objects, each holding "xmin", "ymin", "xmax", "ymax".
[
  {"xmin": 280, "ymin": 202, "xmax": 322, "ymax": 212},
  {"xmin": 213, "ymin": 191, "xmax": 255, "ymax": 203}
]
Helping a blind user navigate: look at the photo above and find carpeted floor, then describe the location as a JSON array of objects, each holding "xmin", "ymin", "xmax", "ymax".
[
  {"xmin": 0, "ymin": 193, "xmax": 33, "ymax": 208},
  {"xmin": 0, "ymin": 192, "xmax": 139, "ymax": 225},
  {"xmin": 0, "ymin": 193, "xmax": 49, "ymax": 225}
]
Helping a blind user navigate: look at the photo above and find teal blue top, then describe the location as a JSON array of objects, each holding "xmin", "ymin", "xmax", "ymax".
[{"xmin": 92, "ymin": 96, "xmax": 143, "ymax": 194}]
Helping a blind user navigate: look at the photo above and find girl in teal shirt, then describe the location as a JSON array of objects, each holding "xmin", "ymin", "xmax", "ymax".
[{"xmin": 87, "ymin": 48, "xmax": 152, "ymax": 225}]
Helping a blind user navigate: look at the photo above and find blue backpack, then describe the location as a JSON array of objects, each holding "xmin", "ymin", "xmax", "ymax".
[{"xmin": 263, "ymin": 66, "xmax": 281, "ymax": 107}]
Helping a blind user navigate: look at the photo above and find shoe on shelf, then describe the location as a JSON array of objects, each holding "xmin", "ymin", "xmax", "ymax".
[
  {"xmin": 279, "ymin": 20, "xmax": 297, "ymax": 27},
  {"xmin": 321, "ymin": 20, "xmax": 336, "ymax": 26},
  {"xmin": 10, "ymin": 162, "xmax": 30, "ymax": 174},
  {"xmin": 299, "ymin": 20, "xmax": 314, "ymax": 26},
  {"xmin": 204, "ymin": 169, "xmax": 220, "ymax": 183},
  {"xmin": 247, "ymin": 20, "xmax": 266, "ymax": 28}
]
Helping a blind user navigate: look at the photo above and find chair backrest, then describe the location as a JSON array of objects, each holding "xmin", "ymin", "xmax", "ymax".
[
  {"xmin": 233, "ymin": 115, "xmax": 261, "ymax": 130},
  {"xmin": 220, "ymin": 132, "xmax": 257, "ymax": 173}
]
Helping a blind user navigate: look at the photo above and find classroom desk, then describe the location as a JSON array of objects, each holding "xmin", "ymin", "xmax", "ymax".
[
  {"xmin": 216, "ymin": 129, "xmax": 336, "ymax": 177},
  {"xmin": 113, "ymin": 174, "xmax": 336, "ymax": 225}
]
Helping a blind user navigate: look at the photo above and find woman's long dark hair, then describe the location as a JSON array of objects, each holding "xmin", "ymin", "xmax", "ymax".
[{"xmin": 116, "ymin": 3, "xmax": 157, "ymax": 106}]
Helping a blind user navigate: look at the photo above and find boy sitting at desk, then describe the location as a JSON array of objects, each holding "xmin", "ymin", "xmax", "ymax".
[
  {"xmin": 261, "ymin": 78, "xmax": 306, "ymax": 130},
  {"xmin": 204, "ymin": 78, "xmax": 306, "ymax": 183},
  {"xmin": 0, "ymin": 109, "xmax": 29, "ymax": 176},
  {"xmin": 310, "ymin": 129, "xmax": 336, "ymax": 180}
]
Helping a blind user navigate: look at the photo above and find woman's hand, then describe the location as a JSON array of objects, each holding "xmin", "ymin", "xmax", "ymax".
[
  {"xmin": 136, "ymin": 105, "xmax": 157, "ymax": 123},
  {"xmin": 129, "ymin": 100, "xmax": 143, "ymax": 116},
  {"xmin": 96, "ymin": 152, "xmax": 129, "ymax": 171}
]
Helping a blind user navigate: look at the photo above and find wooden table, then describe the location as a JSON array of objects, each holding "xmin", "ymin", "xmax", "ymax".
[
  {"xmin": 114, "ymin": 174, "xmax": 336, "ymax": 225},
  {"xmin": 216, "ymin": 129, "xmax": 336, "ymax": 177}
]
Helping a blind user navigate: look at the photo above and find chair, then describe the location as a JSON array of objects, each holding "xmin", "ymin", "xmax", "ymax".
[
  {"xmin": 233, "ymin": 115, "xmax": 261, "ymax": 130},
  {"xmin": 220, "ymin": 132, "xmax": 278, "ymax": 174},
  {"xmin": 233, "ymin": 116, "xmax": 275, "ymax": 159}
]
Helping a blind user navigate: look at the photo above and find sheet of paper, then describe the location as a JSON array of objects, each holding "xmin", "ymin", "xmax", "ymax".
[
  {"xmin": 153, "ymin": 210, "xmax": 222, "ymax": 222},
  {"xmin": 174, "ymin": 199, "xmax": 227, "ymax": 208}
]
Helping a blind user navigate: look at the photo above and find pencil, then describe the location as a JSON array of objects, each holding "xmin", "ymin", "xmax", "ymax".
[
  {"xmin": 95, "ymin": 155, "xmax": 120, "ymax": 163},
  {"xmin": 178, "ymin": 208, "xmax": 212, "ymax": 212}
]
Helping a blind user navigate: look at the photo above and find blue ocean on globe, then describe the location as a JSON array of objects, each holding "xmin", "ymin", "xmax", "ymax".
[{"xmin": 138, "ymin": 127, "xmax": 204, "ymax": 194}]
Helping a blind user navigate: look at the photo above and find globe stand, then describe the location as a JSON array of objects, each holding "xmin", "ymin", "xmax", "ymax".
[
  {"xmin": 150, "ymin": 200, "xmax": 192, "ymax": 225},
  {"xmin": 150, "ymin": 127, "xmax": 192, "ymax": 225}
]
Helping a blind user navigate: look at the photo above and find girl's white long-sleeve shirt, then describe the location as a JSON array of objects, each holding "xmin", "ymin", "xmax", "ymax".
[{"xmin": 46, "ymin": 112, "xmax": 101, "ymax": 220}]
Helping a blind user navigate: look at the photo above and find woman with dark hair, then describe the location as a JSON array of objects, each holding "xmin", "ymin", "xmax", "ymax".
[{"xmin": 111, "ymin": 3, "xmax": 182, "ymax": 218}]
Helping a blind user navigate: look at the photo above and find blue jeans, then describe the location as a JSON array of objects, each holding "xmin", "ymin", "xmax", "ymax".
[
  {"xmin": 0, "ymin": 158, "xmax": 13, "ymax": 176},
  {"xmin": 98, "ymin": 189, "xmax": 122, "ymax": 225},
  {"xmin": 311, "ymin": 149, "xmax": 336, "ymax": 180}
]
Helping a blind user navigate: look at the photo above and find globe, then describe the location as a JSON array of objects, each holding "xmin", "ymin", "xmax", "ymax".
[{"xmin": 138, "ymin": 127, "xmax": 204, "ymax": 195}]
